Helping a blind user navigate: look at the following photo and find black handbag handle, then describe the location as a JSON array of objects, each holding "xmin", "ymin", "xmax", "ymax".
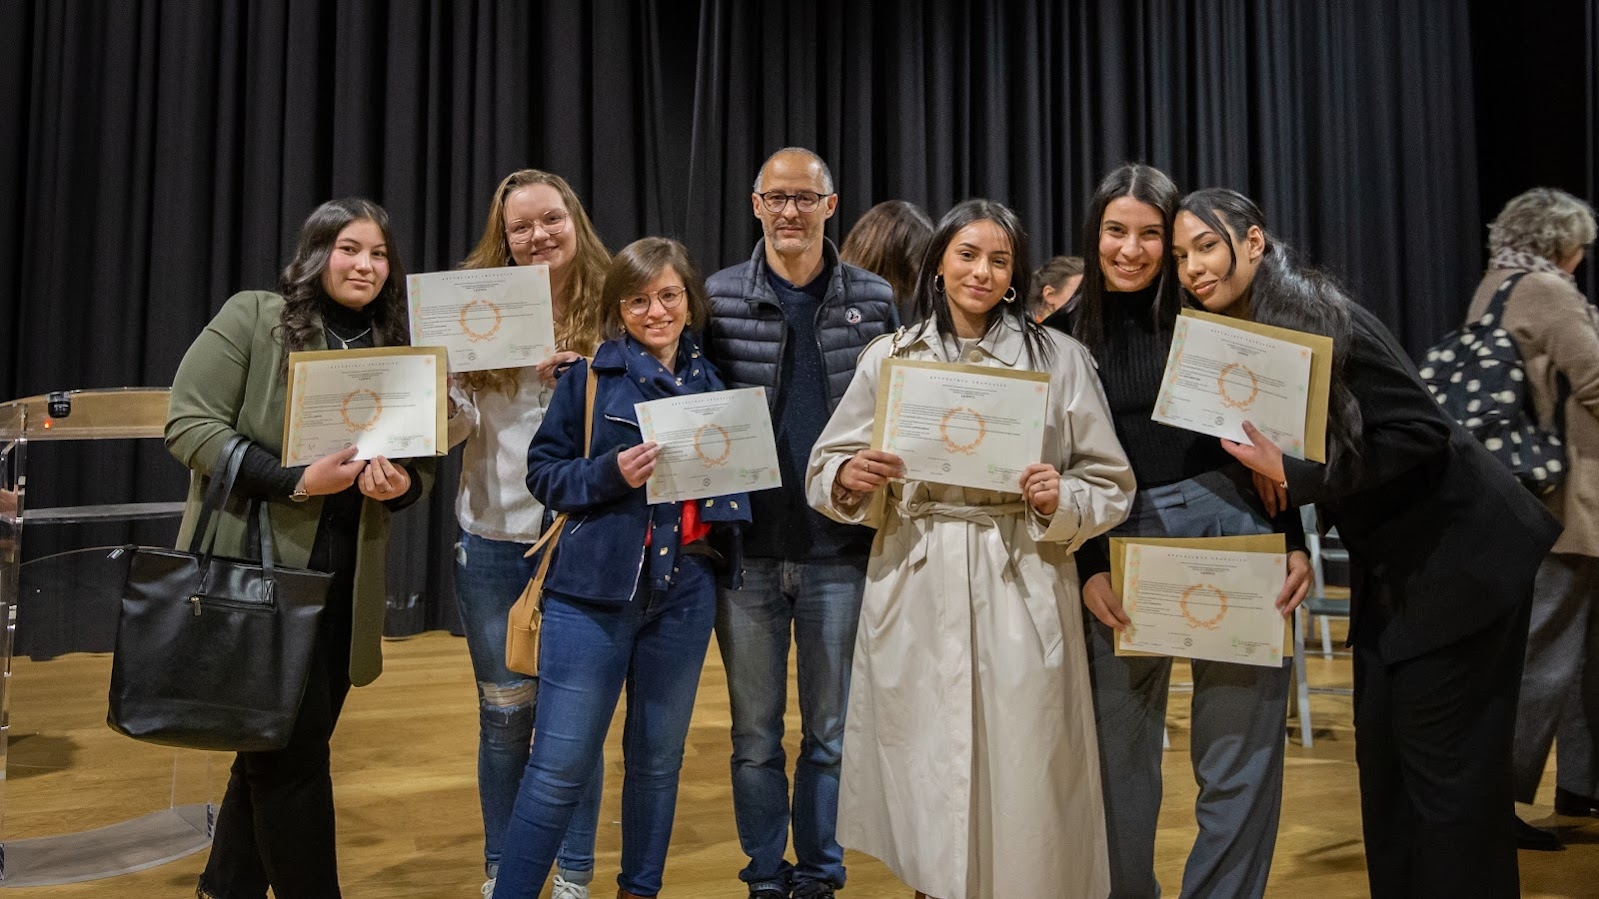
[
  {"xmin": 186, "ymin": 435, "xmax": 283, "ymax": 600},
  {"xmin": 187, "ymin": 434, "xmax": 251, "ymax": 557}
]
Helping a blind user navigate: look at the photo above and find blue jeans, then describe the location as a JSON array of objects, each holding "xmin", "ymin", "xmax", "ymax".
[
  {"xmin": 715, "ymin": 556, "xmax": 867, "ymax": 893},
  {"xmin": 494, "ymin": 554, "xmax": 718, "ymax": 898},
  {"xmin": 454, "ymin": 532, "xmax": 601, "ymax": 881}
]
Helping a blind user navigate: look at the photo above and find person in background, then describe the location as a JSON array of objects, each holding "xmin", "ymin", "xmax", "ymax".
[
  {"xmin": 808, "ymin": 198, "xmax": 1134, "ymax": 898},
  {"xmin": 1463, "ymin": 187, "xmax": 1599, "ymax": 849},
  {"xmin": 703, "ymin": 147, "xmax": 898, "ymax": 899},
  {"xmin": 840, "ymin": 198, "xmax": 935, "ymax": 323},
  {"xmin": 1046, "ymin": 164, "xmax": 1310, "ymax": 899},
  {"xmin": 167, "ymin": 198, "xmax": 434, "ymax": 899},
  {"xmin": 494, "ymin": 238, "xmax": 750, "ymax": 899},
  {"xmin": 1028, "ymin": 254, "xmax": 1084, "ymax": 321},
  {"xmin": 1173, "ymin": 187, "xmax": 1561, "ymax": 898},
  {"xmin": 447, "ymin": 169, "xmax": 611, "ymax": 899}
]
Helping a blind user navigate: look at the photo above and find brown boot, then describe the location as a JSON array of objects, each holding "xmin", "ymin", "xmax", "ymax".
[{"xmin": 617, "ymin": 890, "xmax": 653, "ymax": 899}]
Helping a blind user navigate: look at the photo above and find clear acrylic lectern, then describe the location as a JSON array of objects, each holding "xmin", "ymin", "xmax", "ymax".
[{"xmin": 0, "ymin": 389, "xmax": 213, "ymax": 886}]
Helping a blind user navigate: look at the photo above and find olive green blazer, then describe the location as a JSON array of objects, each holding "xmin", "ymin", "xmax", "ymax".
[{"xmin": 166, "ymin": 290, "xmax": 435, "ymax": 686}]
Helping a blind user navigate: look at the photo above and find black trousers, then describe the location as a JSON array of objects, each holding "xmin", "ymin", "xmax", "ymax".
[
  {"xmin": 1354, "ymin": 600, "xmax": 1531, "ymax": 899},
  {"xmin": 198, "ymin": 581, "xmax": 354, "ymax": 899}
]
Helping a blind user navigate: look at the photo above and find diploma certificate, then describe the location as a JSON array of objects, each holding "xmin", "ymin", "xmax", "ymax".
[
  {"xmin": 283, "ymin": 347, "xmax": 448, "ymax": 467},
  {"xmin": 871, "ymin": 359, "xmax": 1050, "ymax": 492},
  {"xmin": 1152, "ymin": 312, "xmax": 1319, "ymax": 460},
  {"xmin": 406, "ymin": 265, "xmax": 557, "ymax": 372},
  {"xmin": 635, "ymin": 387, "xmax": 781, "ymax": 504},
  {"xmin": 1116, "ymin": 542, "xmax": 1288, "ymax": 667}
]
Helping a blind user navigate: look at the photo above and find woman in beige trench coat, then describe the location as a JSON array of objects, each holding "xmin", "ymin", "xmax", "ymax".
[{"xmin": 806, "ymin": 199, "xmax": 1135, "ymax": 899}]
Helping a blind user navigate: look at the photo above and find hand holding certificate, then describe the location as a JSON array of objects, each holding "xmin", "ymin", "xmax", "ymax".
[
  {"xmin": 870, "ymin": 359, "xmax": 1050, "ymax": 492},
  {"xmin": 406, "ymin": 265, "xmax": 557, "ymax": 373},
  {"xmin": 635, "ymin": 387, "xmax": 781, "ymax": 504},
  {"xmin": 1152, "ymin": 309, "xmax": 1332, "ymax": 461},
  {"xmin": 283, "ymin": 347, "xmax": 448, "ymax": 467},
  {"xmin": 1111, "ymin": 535, "xmax": 1291, "ymax": 667}
]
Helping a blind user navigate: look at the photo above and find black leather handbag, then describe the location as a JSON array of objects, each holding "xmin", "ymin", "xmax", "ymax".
[{"xmin": 107, "ymin": 435, "xmax": 329, "ymax": 752}]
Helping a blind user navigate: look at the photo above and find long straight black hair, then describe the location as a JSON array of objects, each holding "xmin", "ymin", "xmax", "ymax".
[
  {"xmin": 1070, "ymin": 163, "xmax": 1182, "ymax": 356},
  {"xmin": 1177, "ymin": 188, "xmax": 1365, "ymax": 469},
  {"xmin": 910, "ymin": 198, "xmax": 1054, "ymax": 368}
]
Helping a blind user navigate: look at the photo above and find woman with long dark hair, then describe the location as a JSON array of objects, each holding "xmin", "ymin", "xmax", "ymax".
[
  {"xmin": 447, "ymin": 169, "xmax": 611, "ymax": 898},
  {"xmin": 807, "ymin": 199, "xmax": 1134, "ymax": 898},
  {"xmin": 167, "ymin": 198, "xmax": 434, "ymax": 898},
  {"xmin": 1172, "ymin": 187, "xmax": 1561, "ymax": 897},
  {"xmin": 1044, "ymin": 164, "xmax": 1312, "ymax": 898}
]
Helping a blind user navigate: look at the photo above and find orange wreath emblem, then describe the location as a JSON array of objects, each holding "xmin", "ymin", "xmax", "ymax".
[
  {"xmin": 1179, "ymin": 583, "xmax": 1229, "ymax": 631},
  {"xmin": 459, "ymin": 297, "xmax": 504, "ymax": 343},
  {"xmin": 1216, "ymin": 361, "xmax": 1260, "ymax": 410},
  {"xmin": 693, "ymin": 422, "xmax": 733, "ymax": 467},
  {"xmin": 939, "ymin": 406, "xmax": 987, "ymax": 455},
  {"xmin": 340, "ymin": 388, "xmax": 383, "ymax": 432}
]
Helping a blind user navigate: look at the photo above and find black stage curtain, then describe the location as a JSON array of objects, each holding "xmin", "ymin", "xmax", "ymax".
[{"xmin": 2, "ymin": 1, "xmax": 1593, "ymax": 637}]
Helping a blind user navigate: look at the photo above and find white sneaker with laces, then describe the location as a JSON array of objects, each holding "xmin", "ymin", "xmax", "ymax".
[
  {"xmin": 480, "ymin": 878, "xmax": 495, "ymax": 897},
  {"xmin": 551, "ymin": 873, "xmax": 590, "ymax": 899}
]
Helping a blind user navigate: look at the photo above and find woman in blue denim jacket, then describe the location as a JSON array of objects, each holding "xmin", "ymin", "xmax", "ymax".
[{"xmin": 494, "ymin": 237, "xmax": 750, "ymax": 899}]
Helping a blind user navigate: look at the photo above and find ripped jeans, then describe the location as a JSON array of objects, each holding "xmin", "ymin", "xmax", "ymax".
[{"xmin": 456, "ymin": 531, "xmax": 603, "ymax": 880}]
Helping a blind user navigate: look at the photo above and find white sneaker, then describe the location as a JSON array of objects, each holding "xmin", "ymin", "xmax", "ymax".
[
  {"xmin": 480, "ymin": 878, "xmax": 496, "ymax": 897},
  {"xmin": 551, "ymin": 873, "xmax": 590, "ymax": 899}
]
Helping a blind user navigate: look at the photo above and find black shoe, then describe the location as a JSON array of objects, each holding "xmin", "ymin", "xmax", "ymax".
[
  {"xmin": 1554, "ymin": 786, "xmax": 1599, "ymax": 817},
  {"xmin": 749, "ymin": 889, "xmax": 788, "ymax": 899},
  {"xmin": 792, "ymin": 885, "xmax": 837, "ymax": 899},
  {"xmin": 1516, "ymin": 815, "xmax": 1565, "ymax": 851}
]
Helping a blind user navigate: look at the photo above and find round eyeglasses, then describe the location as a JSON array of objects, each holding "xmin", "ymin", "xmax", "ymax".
[
  {"xmin": 505, "ymin": 212, "xmax": 570, "ymax": 244},
  {"xmin": 758, "ymin": 191, "xmax": 831, "ymax": 214},
  {"xmin": 621, "ymin": 286, "xmax": 688, "ymax": 317}
]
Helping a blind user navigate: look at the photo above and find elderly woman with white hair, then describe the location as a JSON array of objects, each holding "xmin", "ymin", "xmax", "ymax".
[{"xmin": 1464, "ymin": 187, "xmax": 1599, "ymax": 848}]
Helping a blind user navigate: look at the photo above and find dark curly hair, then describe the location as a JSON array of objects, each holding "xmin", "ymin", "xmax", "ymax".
[{"xmin": 275, "ymin": 198, "xmax": 409, "ymax": 369}]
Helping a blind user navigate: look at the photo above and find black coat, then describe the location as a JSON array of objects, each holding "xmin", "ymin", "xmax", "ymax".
[
  {"xmin": 703, "ymin": 239, "xmax": 898, "ymax": 412},
  {"xmin": 1282, "ymin": 303, "xmax": 1561, "ymax": 663}
]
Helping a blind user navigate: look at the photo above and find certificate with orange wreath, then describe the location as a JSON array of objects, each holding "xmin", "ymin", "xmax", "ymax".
[
  {"xmin": 870, "ymin": 359, "xmax": 1050, "ymax": 492},
  {"xmin": 282, "ymin": 347, "xmax": 448, "ymax": 467},
  {"xmin": 1152, "ymin": 310, "xmax": 1331, "ymax": 461},
  {"xmin": 1110, "ymin": 534, "xmax": 1291, "ymax": 667},
  {"xmin": 406, "ymin": 264, "xmax": 556, "ymax": 373},
  {"xmin": 634, "ymin": 387, "xmax": 781, "ymax": 504}
]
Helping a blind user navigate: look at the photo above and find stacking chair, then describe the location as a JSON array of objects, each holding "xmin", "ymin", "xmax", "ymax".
[{"xmin": 1291, "ymin": 505, "xmax": 1353, "ymax": 747}]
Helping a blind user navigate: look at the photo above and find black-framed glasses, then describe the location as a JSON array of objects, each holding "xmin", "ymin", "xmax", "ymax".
[
  {"xmin": 505, "ymin": 212, "xmax": 570, "ymax": 244},
  {"xmin": 758, "ymin": 190, "xmax": 831, "ymax": 214},
  {"xmin": 621, "ymin": 285, "xmax": 688, "ymax": 317}
]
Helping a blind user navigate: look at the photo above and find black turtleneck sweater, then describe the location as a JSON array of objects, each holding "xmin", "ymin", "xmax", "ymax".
[
  {"xmin": 1051, "ymin": 283, "xmax": 1232, "ymax": 487},
  {"xmin": 1045, "ymin": 283, "xmax": 1302, "ymax": 581},
  {"xmin": 234, "ymin": 295, "xmax": 422, "ymax": 513}
]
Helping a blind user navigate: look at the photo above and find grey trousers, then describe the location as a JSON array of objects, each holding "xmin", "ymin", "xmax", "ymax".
[
  {"xmin": 1084, "ymin": 468, "xmax": 1290, "ymax": 899},
  {"xmin": 1512, "ymin": 552, "xmax": 1599, "ymax": 802}
]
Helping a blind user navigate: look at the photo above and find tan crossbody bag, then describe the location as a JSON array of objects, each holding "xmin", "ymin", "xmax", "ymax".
[{"xmin": 505, "ymin": 363, "xmax": 598, "ymax": 676}]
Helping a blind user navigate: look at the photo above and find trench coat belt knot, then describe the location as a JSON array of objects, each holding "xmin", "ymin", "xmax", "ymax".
[{"xmin": 898, "ymin": 497, "xmax": 1064, "ymax": 664}]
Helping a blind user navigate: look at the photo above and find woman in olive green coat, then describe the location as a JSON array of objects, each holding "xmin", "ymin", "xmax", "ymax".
[{"xmin": 167, "ymin": 198, "xmax": 434, "ymax": 899}]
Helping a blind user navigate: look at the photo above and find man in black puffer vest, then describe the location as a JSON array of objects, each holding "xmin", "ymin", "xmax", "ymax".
[{"xmin": 703, "ymin": 147, "xmax": 897, "ymax": 899}]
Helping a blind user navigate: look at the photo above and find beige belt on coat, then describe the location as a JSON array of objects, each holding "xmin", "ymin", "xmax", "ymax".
[{"xmin": 898, "ymin": 496, "xmax": 1064, "ymax": 665}]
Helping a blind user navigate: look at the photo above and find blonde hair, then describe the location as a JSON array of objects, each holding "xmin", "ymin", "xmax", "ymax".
[{"xmin": 459, "ymin": 169, "xmax": 611, "ymax": 393}]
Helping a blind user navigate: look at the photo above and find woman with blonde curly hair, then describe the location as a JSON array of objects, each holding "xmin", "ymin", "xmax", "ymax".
[
  {"xmin": 1465, "ymin": 187, "xmax": 1599, "ymax": 849},
  {"xmin": 449, "ymin": 169, "xmax": 612, "ymax": 898}
]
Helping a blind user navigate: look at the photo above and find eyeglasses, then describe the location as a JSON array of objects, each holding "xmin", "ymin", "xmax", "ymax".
[
  {"xmin": 758, "ymin": 191, "xmax": 831, "ymax": 214},
  {"xmin": 505, "ymin": 212, "xmax": 570, "ymax": 244},
  {"xmin": 621, "ymin": 285, "xmax": 688, "ymax": 317}
]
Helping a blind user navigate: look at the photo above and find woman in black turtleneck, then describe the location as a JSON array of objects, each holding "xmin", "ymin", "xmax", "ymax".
[
  {"xmin": 1042, "ymin": 165, "xmax": 1311, "ymax": 899},
  {"xmin": 167, "ymin": 198, "xmax": 432, "ymax": 899}
]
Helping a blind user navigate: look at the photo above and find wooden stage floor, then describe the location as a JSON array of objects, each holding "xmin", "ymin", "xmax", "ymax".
[{"xmin": 5, "ymin": 626, "xmax": 1596, "ymax": 897}]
